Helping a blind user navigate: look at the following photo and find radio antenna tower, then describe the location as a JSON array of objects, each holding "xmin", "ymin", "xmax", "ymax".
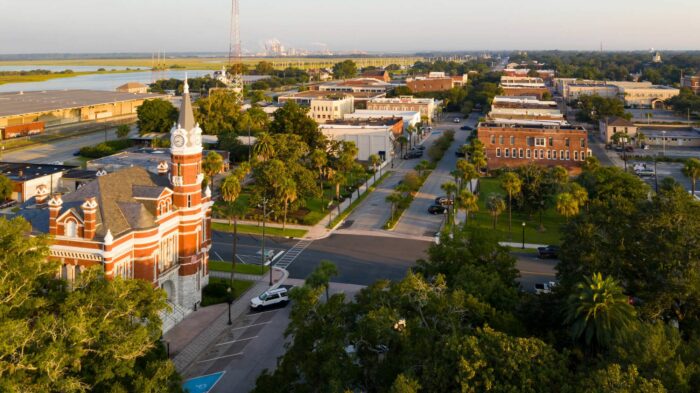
[{"xmin": 228, "ymin": 0, "xmax": 243, "ymax": 93}]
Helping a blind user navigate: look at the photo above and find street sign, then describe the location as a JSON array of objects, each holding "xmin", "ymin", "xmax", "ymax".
[{"xmin": 182, "ymin": 372, "xmax": 225, "ymax": 393}]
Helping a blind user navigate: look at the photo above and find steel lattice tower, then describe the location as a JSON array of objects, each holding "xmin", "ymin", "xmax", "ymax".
[{"xmin": 228, "ymin": 0, "xmax": 243, "ymax": 93}]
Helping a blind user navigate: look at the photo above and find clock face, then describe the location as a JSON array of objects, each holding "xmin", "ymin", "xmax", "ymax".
[{"xmin": 173, "ymin": 135, "xmax": 185, "ymax": 148}]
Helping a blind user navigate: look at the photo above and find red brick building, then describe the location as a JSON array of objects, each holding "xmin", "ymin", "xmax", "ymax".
[
  {"xmin": 406, "ymin": 72, "xmax": 468, "ymax": 93},
  {"xmin": 21, "ymin": 79, "xmax": 213, "ymax": 332},
  {"xmin": 501, "ymin": 86, "xmax": 551, "ymax": 99},
  {"xmin": 477, "ymin": 121, "xmax": 590, "ymax": 173},
  {"xmin": 360, "ymin": 69, "xmax": 391, "ymax": 83}
]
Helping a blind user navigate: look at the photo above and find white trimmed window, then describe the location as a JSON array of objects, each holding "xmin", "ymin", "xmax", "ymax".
[
  {"xmin": 65, "ymin": 220, "xmax": 77, "ymax": 238},
  {"xmin": 496, "ymin": 148, "xmax": 501, "ymax": 157},
  {"xmin": 519, "ymin": 148, "xmax": 524, "ymax": 158},
  {"xmin": 535, "ymin": 138, "xmax": 546, "ymax": 147},
  {"xmin": 526, "ymin": 149, "xmax": 531, "ymax": 158},
  {"xmin": 505, "ymin": 148, "xmax": 510, "ymax": 158}
]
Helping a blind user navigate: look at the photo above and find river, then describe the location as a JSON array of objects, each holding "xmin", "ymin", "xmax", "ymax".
[{"xmin": 0, "ymin": 69, "xmax": 217, "ymax": 93}]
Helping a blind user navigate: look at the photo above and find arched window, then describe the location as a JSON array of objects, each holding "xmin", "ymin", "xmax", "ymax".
[{"xmin": 65, "ymin": 220, "xmax": 77, "ymax": 238}]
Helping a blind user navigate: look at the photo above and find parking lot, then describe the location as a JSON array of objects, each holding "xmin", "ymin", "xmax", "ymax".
[{"xmin": 183, "ymin": 302, "xmax": 292, "ymax": 393}]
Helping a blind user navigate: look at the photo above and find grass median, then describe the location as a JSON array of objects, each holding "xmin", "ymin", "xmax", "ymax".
[
  {"xmin": 211, "ymin": 222, "xmax": 308, "ymax": 238},
  {"xmin": 208, "ymin": 260, "xmax": 269, "ymax": 275},
  {"xmin": 328, "ymin": 170, "xmax": 392, "ymax": 229}
]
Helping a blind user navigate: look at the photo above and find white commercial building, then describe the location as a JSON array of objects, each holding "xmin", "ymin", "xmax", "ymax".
[
  {"xmin": 343, "ymin": 110, "xmax": 421, "ymax": 130},
  {"xmin": 367, "ymin": 96, "xmax": 437, "ymax": 123},
  {"xmin": 319, "ymin": 124, "xmax": 396, "ymax": 161}
]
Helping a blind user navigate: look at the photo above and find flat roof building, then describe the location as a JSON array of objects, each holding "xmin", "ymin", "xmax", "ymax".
[
  {"xmin": 343, "ymin": 109, "xmax": 421, "ymax": 130},
  {"xmin": 367, "ymin": 96, "xmax": 437, "ymax": 123},
  {"xmin": 406, "ymin": 72, "xmax": 468, "ymax": 93},
  {"xmin": 489, "ymin": 96, "xmax": 564, "ymax": 122},
  {"xmin": 277, "ymin": 92, "xmax": 355, "ymax": 123},
  {"xmin": 477, "ymin": 121, "xmax": 589, "ymax": 173},
  {"xmin": 0, "ymin": 90, "xmax": 168, "ymax": 130},
  {"xmin": 0, "ymin": 162, "xmax": 77, "ymax": 204},
  {"xmin": 320, "ymin": 118, "xmax": 403, "ymax": 161}
]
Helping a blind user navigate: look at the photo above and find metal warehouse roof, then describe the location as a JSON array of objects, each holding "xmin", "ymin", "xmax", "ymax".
[{"xmin": 0, "ymin": 89, "xmax": 168, "ymax": 118}]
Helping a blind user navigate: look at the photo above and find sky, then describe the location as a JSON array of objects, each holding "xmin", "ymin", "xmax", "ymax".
[{"xmin": 1, "ymin": 0, "xmax": 699, "ymax": 54}]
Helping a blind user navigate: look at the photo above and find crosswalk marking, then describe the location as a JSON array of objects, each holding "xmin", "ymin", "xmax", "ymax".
[{"xmin": 274, "ymin": 240, "xmax": 313, "ymax": 270}]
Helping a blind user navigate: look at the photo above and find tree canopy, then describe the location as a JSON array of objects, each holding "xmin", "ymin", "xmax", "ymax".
[
  {"xmin": 136, "ymin": 98, "xmax": 178, "ymax": 135},
  {"xmin": 0, "ymin": 217, "xmax": 180, "ymax": 392}
]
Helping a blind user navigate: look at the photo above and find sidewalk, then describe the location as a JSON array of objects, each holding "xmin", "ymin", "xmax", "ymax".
[{"xmin": 164, "ymin": 267, "xmax": 286, "ymax": 373}]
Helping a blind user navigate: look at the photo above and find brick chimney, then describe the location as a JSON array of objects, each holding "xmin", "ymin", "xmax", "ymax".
[
  {"xmin": 48, "ymin": 194, "xmax": 63, "ymax": 236},
  {"xmin": 81, "ymin": 197, "xmax": 98, "ymax": 240}
]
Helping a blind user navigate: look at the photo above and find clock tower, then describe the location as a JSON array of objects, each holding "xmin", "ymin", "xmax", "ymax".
[{"xmin": 170, "ymin": 77, "xmax": 204, "ymax": 210}]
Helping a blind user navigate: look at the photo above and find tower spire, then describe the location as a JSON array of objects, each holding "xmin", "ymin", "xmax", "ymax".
[{"xmin": 183, "ymin": 73, "xmax": 189, "ymax": 95}]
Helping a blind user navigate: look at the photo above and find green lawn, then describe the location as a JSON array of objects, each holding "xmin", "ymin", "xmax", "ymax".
[
  {"xmin": 469, "ymin": 178, "xmax": 565, "ymax": 245},
  {"xmin": 201, "ymin": 278, "xmax": 255, "ymax": 307},
  {"xmin": 211, "ymin": 222, "xmax": 308, "ymax": 238},
  {"xmin": 208, "ymin": 260, "xmax": 269, "ymax": 275}
]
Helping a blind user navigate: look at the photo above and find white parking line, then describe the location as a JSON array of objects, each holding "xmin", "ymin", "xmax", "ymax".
[
  {"xmin": 197, "ymin": 352, "xmax": 245, "ymax": 363},
  {"xmin": 248, "ymin": 309, "xmax": 280, "ymax": 316},
  {"xmin": 231, "ymin": 321, "xmax": 270, "ymax": 331},
  {"xmin": 215, "ymin": 336, "xmax": 258, "ymax": 347}
]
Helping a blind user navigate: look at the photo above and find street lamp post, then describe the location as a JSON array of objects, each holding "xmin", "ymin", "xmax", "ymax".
[
  {"xmin": 521, "ymin": 222, "xmax": 526, "ymax": 249},
  {"xmin": 226, "ymin": 287, "xmax": 233, "ymax": 325}
]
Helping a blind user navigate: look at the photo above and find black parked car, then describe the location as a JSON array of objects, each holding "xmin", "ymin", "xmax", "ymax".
[
  {"xmin": 537, "ymin": 245, "xmax": 560, "ymax": 259},
  {"xmin": 428, "ymin": 204, "xmax": 448, "ymax": 215},
  {"xmin": 434, "ymin": 196, "xmax": 452, "ymax": 206},
  {"xmin": 455, "ymin": 150, "xmax": 466, "ymax": 157},
  {"xmin": 403, "ymin": 150, "xmax": 423, "ymax": 159},
  {"xmin": 415, "ymin": 145, "xmax": 426, "ymax": 150},
  {"xmin": 460, "ymin": 125, "xmax": 474, "ymax": 131}
]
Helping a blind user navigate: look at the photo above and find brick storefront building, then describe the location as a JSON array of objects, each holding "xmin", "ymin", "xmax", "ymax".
[
  {"xmin": 477, "ymin": 121, "xmax": 590, "ymax": 173},
  {"xmin": 21, "ymin": 80, "xmax": 213, "ymax": 332}
]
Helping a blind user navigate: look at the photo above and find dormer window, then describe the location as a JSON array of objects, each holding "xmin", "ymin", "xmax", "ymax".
[{"xmin": 65, "ymin": 220, "xmax": 77, "ymax": 238}]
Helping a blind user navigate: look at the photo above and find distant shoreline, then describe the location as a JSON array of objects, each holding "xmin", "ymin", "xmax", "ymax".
[
  {"xmin": 0, "ymin": 69, "xmax": 142, "ymax": 86},
  {"xmin": 0, "ymin": 56, "xmax": 425, "ymax": 72}
]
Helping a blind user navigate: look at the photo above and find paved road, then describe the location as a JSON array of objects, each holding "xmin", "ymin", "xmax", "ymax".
[
  {"xmin": 1, "ymin": 125, "xmax": 135, "ymax": 165},
  {"xmin": 393, "ymin": 113, "xmax": 477, "ymax": 237},
  {"xmin": 210, "ymin": 231, "xmax": 297, "ymax": 266},
  {"xmin": 288, "ymin": 233, "xmax": 429, "ymax": 285},
  {"xmin": 513, "ymin": 252, "xmax": 558, "ymax": 292}
]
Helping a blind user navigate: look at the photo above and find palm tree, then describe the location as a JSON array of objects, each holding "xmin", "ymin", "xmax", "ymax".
[
  {"xmin": 310, "ymin": 149, "xmax": 327, "ymax": 205},
  {"xmin": 386, "ymin": 191, "xmax": 403, "ymax": 222},
  {"xmin": 500, "ymin": 172, "xmax": 522, "ymax": 238},
  {"xmin": 556, "ymin": 192, "xmax": 579, "ymax": 222},
  {"xmin": 368, "ymin": 154, "xmax": 381, "ymax": 182},
  {"xmin": 569, "ymin": 183, "xmax": 589, "ymax": 212},
  {"xmin": 279, "ymin": 177, "xmax": 298, "ymax": 230},
  {"xmin": 397, "ymin": 136, "xmax": 408, "ymax": 158},
  {"xmin": 583, "ymin": 156, "xmax": 601, "ymax": 172},
  {"xmin": 253, "ymin": 132, "xmax": 275, "ymax": 161},
  {"xmin": 415, "ymin": 160, "xmax": 430, "ymax": 178},
  {"xmin": 682, "ymin": 158, "xmax": 700, "ymax": 196},
  {"xmin": 441, "ymin": 181, "xmax": 458, "ymax": 231},
  {"xmin": 202, "ymin": 151, "xmax": 224, "ymax": 190},
  {"xmin": 486, "ymin": 193, "xmax": 506, "ymax": 229},
  {"xmin": 457, "ymin": 159, "xmax": 478, "ymax": 193},
  {"xmin": 458, "ymin": 189, "xmax": 479, "ymax": 225},
  {"xmin": 565, "ymin": 272, "xmax": 636, "ymax": 349},
  {"xmin": 218, "ymin": 166, "xmax": 250, "ymax": 291},
  {"xmin": 549, "ymin": 165, "xmax": 569, "ymax": 192}
]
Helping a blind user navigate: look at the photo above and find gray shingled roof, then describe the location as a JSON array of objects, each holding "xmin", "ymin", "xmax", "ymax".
[{"xmin": 59, "ymin": 166, "xmax": 170, "ymax": 238}]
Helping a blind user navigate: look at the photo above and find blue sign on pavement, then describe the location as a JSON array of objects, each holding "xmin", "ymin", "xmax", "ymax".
[{"xmin": 183, "ymin": 372, "xmax": 225, "ymax": 393}]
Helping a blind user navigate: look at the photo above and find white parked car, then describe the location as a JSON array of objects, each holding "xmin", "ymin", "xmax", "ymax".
[
  {"xmin": 534, "ymin": 281, "xmax": 557, "ymax": 295},
  {"xmin": 250, "ymin": 287, "xmax": 289, "ymax": 310}
]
